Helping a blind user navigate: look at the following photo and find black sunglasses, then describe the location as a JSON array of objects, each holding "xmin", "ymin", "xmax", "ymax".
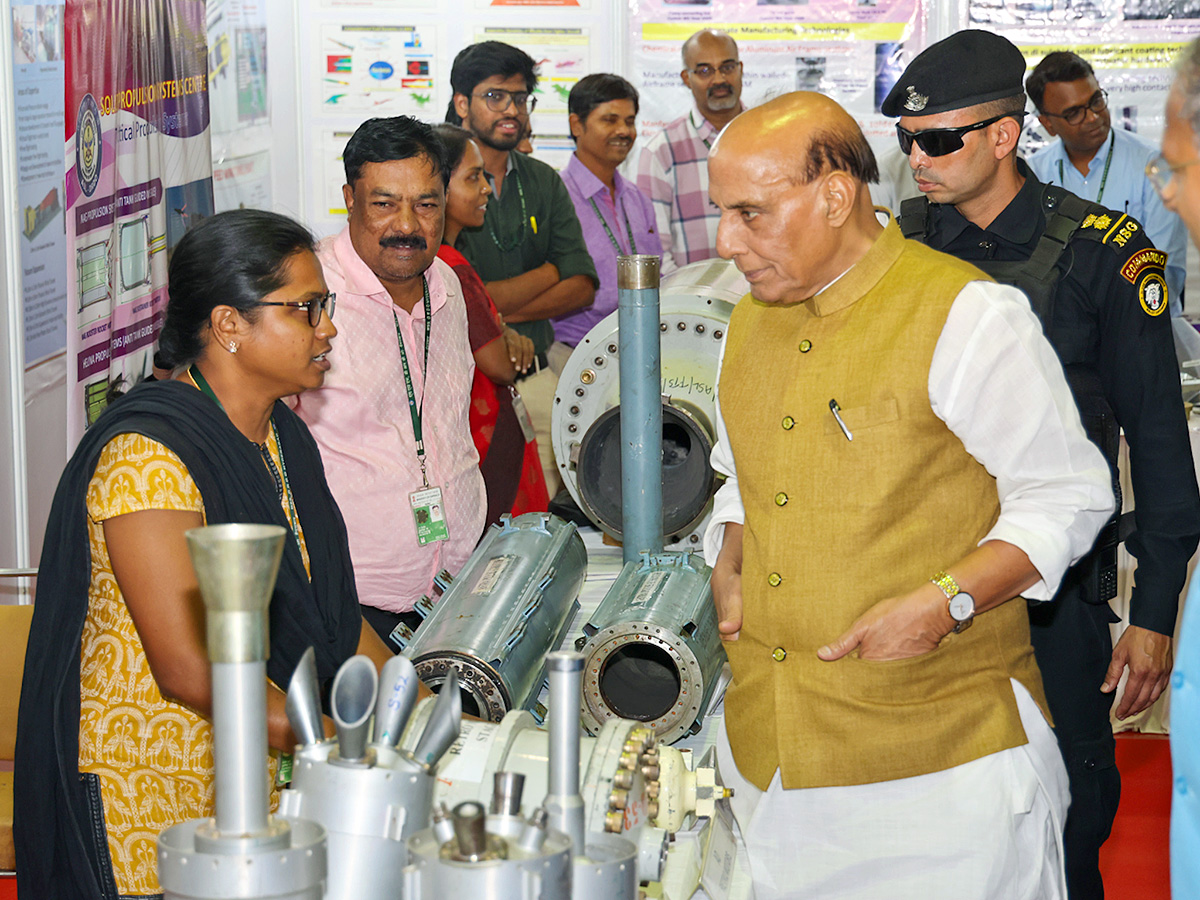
[
  {"xmin": 896, "ymin": 112, "xmax": 1023, "ymax": 158},
  {"xmin": 257, "ymin": 292, "xmax": 336, "ymax": 327}
]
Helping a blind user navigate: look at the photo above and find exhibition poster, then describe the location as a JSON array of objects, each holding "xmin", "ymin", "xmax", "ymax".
[
  {"xmin": 12, "ymin": 1, "xmax": 67, "ymax": 368},
  {"xmin": 627, "ymin": 0, "xmax": 926, "ymax": 146},
  {"xmin": 319, "ymin": 23, "xmax": 438, "ymax": 115},
  {"xmin": 65, "ymin": 0, "xmax": 213, "ymax": 439}
]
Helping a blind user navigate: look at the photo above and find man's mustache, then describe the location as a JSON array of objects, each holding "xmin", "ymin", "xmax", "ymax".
[
  {"xmin": 709, "ymin": 85, "xmax": 732, "ymax": 98},
  {"xmin": 380, "ymin": 234, "xmax": 427, "ymax": 250}
]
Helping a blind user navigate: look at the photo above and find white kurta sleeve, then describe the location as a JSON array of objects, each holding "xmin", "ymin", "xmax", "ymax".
[
  {"xmin": 702, "ymin": 336, "xmax": 743, "ymax": 567},
  {"xmin": 929, "ymin": 280, "xmax": 1116, "ymax": 599}
]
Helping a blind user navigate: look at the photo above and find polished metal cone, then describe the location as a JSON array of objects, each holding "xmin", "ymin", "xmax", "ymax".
[
  {"xmin": 186, "ymin": 523, "xmax": 286, "ymax": 663},
  {"xmin": 287, "ymin": 646, "xmax": 326, "ymax": 748}
]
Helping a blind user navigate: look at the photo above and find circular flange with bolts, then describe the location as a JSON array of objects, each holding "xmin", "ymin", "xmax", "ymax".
[
  {"xmin": 413, "ymin": 653, "xmax": 511, "ymax": 723},
  {"xmin": 579, "ymin": 624, "xmax": 705, "ymax": 747},
  {"xmin": 550, "ymin": 258, "xmax": 747, "ymax": 549}
]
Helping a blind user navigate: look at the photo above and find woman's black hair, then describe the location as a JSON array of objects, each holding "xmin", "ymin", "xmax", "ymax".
[
  {"xmin": 432, "ymin": 122, "xmax": 477, "ymax": 173},
  {"xmin": 155, "ymin": 209, "xmax": 316, "ymax": 369}
]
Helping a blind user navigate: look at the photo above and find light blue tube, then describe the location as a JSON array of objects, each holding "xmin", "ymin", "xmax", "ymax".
[{"xmin": 617, "ymin": 254, "xmax": 664, "ymax": 565}]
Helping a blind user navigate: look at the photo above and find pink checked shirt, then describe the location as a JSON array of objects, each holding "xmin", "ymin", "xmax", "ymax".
[
  {"xmin": 292, "ymin": 227, "xmax": 485, "ymax": 613},
  {"xmin": 636, "ymin": 108, "xmax": 726, "ymax": 276}
]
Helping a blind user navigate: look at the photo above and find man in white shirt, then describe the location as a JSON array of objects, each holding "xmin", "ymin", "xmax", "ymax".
[{"xmin": 705, "ymin": 90, "xmax": 1113, "ymax": 900}]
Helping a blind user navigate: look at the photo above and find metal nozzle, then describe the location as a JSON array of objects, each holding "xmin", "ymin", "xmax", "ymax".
[
  {"xmin": 518, "ymin": 807, "xmax": 550, "ymax": 853},
  {"xmin": 432, "ymin": 802, "xmax": 455, "ymax": 844},
  {"xmin": 331, "ymin": 655, "xmax": 378, "ymax": 763},
  {"xmin": 411, "ymin": 668, "xmax": 462, "ymax": 770},
  {"xmin": 285, "ymin": 646, "xmax": 325, "ymax": 748},
  {"xmin": 492, "ymin": 771, "xmax": 526, "ymax": 816},
  {"xmin": 373, "ymin": 653, "xmax": 419, "ymax": 748},
  {"xmin": 186, "ymin": 523, "xmax": 286, "ymax": 663},
  {"xmin": 452, "ymin": 801, "xmax": 490, "ymax": 859},
  {"xmin": 617, "ymin": 254, "xmax": 661, "ymax": 291}
]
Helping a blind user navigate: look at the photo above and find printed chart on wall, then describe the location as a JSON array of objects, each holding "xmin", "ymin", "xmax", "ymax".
[
  {"xmin": 628, "ymin": 0, "xmax": 926, "ymax": 147},
  {"xmin": 12, "ymin": 1, "xmax": 67, "ymax": 368},
  {"xmin": 64, "ymin": 0, "xmax": 212, "ymax": 440},
  {"xmin": 474, "ymin": 26, "xmax": 592, "ymax": 170},
  {"xmin": 970, "ymin": 2, "xmax": 1195, "ymax": 153},
  {"xmin": 319, "ymin": 23, "xmax": 438, "ymax": 116}
]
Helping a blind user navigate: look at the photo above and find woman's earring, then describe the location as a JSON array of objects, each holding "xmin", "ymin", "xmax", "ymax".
[{"xmin": 228, "ymin": 341, "xmax": 239, "ymax": 354}]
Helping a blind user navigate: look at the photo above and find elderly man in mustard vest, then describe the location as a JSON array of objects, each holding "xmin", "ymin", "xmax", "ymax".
[{"xmin": 702, "ymin": 92, "xmax": 1116, "ymax": 900}]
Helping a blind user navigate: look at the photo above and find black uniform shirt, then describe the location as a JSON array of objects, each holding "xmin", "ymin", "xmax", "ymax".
[{"xmin": 918, "ymin": 161, "xmax": 1200, "ymax": 636}]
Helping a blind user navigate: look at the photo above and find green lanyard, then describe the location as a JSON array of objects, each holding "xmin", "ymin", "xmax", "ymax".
[
  {"xmin": 392, "ymin": 277, "xmax": 433, "ymax": 487},
  {"xmin": 487, "ymin": 167, "xmax": 528, "ymax": 252},
  {"xmin": 1058, "ymin": 134, "xmax": 1115, "ymax": 205},
  {"xmin": 188, "ymin": 365, "xmax": 304, "ymax": 560},
  {"xmin": 588, "ymin": 195, "xmax": 637, "ymax": 255}
]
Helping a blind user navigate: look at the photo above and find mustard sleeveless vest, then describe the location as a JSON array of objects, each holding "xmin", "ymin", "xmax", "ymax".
[{"xmin": 718, "ymin": 218, "xmax": 1048, "ymax": 790}]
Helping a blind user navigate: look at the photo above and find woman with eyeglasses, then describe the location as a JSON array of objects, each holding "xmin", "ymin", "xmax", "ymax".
[
  {"xmin": 434, "ymin": 123, "xmax": 550, "ymax": 523},
  {"xmin": 15, "ymin": 209, "xmax": 396, "ymax": 900}
]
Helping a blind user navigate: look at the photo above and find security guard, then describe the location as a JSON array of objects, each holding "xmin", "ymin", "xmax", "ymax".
[{"xmin": 884, "ymin": 30, "xmax": 1200, "ymax": 900}]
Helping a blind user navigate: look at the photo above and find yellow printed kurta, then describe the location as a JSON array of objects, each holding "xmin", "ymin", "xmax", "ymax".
[{"xmin": 79, "ymin": 432, "xmax": 305, "ymax": 895}]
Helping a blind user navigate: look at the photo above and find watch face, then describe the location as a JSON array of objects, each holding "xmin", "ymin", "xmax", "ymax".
[{"xmin": 949, "ymin": 592, "xmax": 975, "ymax": 622}]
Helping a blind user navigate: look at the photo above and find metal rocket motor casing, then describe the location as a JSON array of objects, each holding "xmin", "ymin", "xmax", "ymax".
[
  {"xmin": 577, "ymin": 550, "xmax": 728, "ymax": 745},
  {"xmin": 401, "ymin": 512, "xmax": 588, "ymax": 722}
]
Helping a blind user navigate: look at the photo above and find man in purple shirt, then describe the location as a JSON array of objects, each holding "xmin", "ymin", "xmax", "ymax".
[{"xmin": 554, "ymin": 74, "xmax": 663, "ymax": 368}]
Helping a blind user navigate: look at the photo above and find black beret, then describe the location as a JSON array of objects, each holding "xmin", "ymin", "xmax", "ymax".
[{"xmin": 881, "ymin": 30, "xmax": 1027, "ymax": 117}]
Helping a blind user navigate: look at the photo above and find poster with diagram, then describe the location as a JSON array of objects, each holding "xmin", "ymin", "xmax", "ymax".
[
  {"xmin": 319, "ymin": 23, "xmax": 439, "ymax": 116},
  {"xmin": 65, "ymin": 0, "xmax": 213, "ymax": 438},
  {"xmin": 626, "ymin": 0, "xmax": 925, "ymax": 150}
]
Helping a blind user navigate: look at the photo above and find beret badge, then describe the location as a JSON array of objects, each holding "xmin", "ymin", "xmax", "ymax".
[{"xmin": 903, "ymin": 86, "xmax": 928, "ymax": 112}]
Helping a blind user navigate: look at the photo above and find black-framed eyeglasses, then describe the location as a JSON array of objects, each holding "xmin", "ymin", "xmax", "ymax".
[
  {"xmin": 690, "ymin": 60, "xmax": 741, "ymax": 79},
  {"xmin": 257, "ymin": 292, "xmax": 336, "ymax": 327},
  {"xmin": 896, "ymin": 112, "xmax": 1023, "ymax": 158},
  {"xmin": 1040, "ymin": 89, "xmax": 1107, "ymax": 127},
  {"xmin": 1146, "ymin": 154, "xmax": 1200, "ymax": 197},
  {"xmin": 474, "ymin": 89, "xmax": 537, "ymax": 114}
]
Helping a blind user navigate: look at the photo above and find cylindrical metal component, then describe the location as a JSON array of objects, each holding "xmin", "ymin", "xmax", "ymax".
[
  {"xmin": 579, "ymin": 550, "xmax": 727, "ymax": 744},
  {"xmin": 159, "ymin": 819, "xmax": 325, "ymax": 900},
  {"xmin": 373, "ymin": 652, "xmax": 419, "ymax": 748},
  {"xmin": 404, "ymin": 513, "xmax": 587, "ymax": 722},
  {"xmin": 211, "ymin": 661, "xmax": 269, "ymax": 836},
  {"xmin": 433, "ymin": 803, "xmax": 455, "ymax": 844},
  {"xmin": 452, "ymin": 801, "xmax": 492, "ymax": 860},
  {"xmin": 285, "ymin": 647, "xmax": 325, "ymax": 748},
  {"xmin": 492, "ymin": 771, "xmax": 526, "ymax": 816},
  {"xmin": 405, "ymin": 810, "xmax": 572, "ymax": 900},
  {"xmin": 552, "ymin": 258, "xmax": 747, "ymax": 550},
  {"xmin": 617, "ymin": 254, "xmax": 664, "ymax": 565},
  {"xmin": 616, "ymin": 253, "xmax": 660, "ymax": 291},
  {"xmin": 545, "ymin": 652, "xmax": 586, "ymax": 853},
  {"xmin": 162, "ymin": 524, "xmax": 327, "ymax": 900},
  {"xmin": 572, "ymin": 830, "xmax": 640, "ymax": 900},
  {"xmin": 331, "ymin": 655, "xmax": 377, "ymax": 763},
  {"xmin": 518, "ymin": 807, "xmax": 550, "ymax": 853}
]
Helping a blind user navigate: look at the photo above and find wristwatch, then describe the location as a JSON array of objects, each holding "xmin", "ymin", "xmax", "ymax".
[{"xmin": 930, "ymin": 570, "xmax": 974, "ymax": 634}]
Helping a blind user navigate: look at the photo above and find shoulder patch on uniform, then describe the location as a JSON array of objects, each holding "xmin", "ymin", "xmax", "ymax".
[
  {"xmin": 1101, "ymin": 214, "xmax": 1142, "ymax": 249},
  {"xmin": 1121, "ymin": 248, "xmax": 1168, "ymax": 284},
  {"xmin": 1138, "ymin": 271, "xmax": 1169, "ymax": 317}
]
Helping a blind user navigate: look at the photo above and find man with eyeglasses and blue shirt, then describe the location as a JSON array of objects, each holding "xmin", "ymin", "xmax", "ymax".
[
  {"xmin": 887, "ymin": 30, "xmax": 1200, "ymax": 900},
  {"xmin": 637, "ymin": 29, "xmax": 744, "ymax": 276},
  {"xmin": 449, "ymin": 41, "xmax": 598, "ymax": 497},
  {"xmin": 1027, "ymin": 51, "xmax": 1188, "ymax": 317}
]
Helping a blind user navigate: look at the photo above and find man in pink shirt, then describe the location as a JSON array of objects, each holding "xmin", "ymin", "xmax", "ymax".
[{"xmin": 292, "ymin": 115, "xmax": 486, "ymax": 645}]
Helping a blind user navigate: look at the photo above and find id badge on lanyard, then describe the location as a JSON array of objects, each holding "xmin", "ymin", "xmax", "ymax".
[
  {"xmin": 396, "ymin": 278, "xmax": 449, "ymax": 546},
  {"xmin": 509, "ymin": 386, "xmax": 536, "ymax": 444}
]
